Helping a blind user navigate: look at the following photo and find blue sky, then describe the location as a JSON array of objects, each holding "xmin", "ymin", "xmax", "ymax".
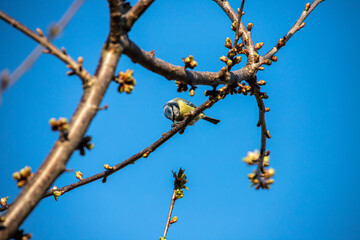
[{"xmin": 0, "ymin": 0, "xmax": 359, "ymax": 239}]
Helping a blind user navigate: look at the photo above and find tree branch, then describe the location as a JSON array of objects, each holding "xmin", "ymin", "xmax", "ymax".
[
  {"xmin": 257, "ymin": 0, "xmax": 325, "ymax": 66},
  {"xmin": 42, "ymin": 98, "xmax": 218, "ymax": 198},
  {"xmin": 0, "ymin": 1, "xmax": 127, "ymax": 239},
  {"xmin": 0, "ymin": 10, "xmax": 93, "ymax": 87},
  {"xmin": 212, "ymin": 0, "xmax": 256, "ymax": 64},
  {"xmin": 123, "ymin": 39, "xmax": 255, "ymax": 86},
  {"xmin": 0, "ymin": 0, "xmax": 86, "ymax": 97},
  {"xmin": 123, "ymin": 0, "xmax": 155, "ymax": 30},
  {"xmin": 233, "ymin": 0, "xmax": 245, "ymax": 48}
]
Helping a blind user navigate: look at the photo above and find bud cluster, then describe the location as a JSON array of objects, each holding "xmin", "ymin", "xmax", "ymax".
[
  {"xmin": 49, "ymin": 117, "xmax": 69, "ymax": 141},
  {"xmin": 115, "ymin": 69, "xmax": 136, "ymax": 94},
  {"xmin": 175, "ymin": 81, "xmax": 197, "ymax": 97},
  {"xmin": 13, "ymin": 166, "xmax": 32, "ymax": 188},
  {"xmin": 173, "ymin": 168, "xmax": 188, "ymax": 200},
  {"xmin": 218, "ymin": 38, "xmax": 248, "ymax": 81},
  {"xmin": 243, "ymin": 150, "xmax": 275, "ymax": 189},
  {"xmin": 12, "ymin": 230, "xmax": 32, "ymax": 240},
  {"xmin": 182, "ymin": 55, "xmax": 198, "ymax": 69},
  {"xmin": 76, "ymin": 136, "xmax": 94, "ymax": 156}
]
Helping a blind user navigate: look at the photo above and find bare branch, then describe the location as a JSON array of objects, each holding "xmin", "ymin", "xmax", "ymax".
[
  {"xmin": 162, "ymin": 190, "xmax": 176, "ymax": 239},
  {"xmin": 0, "ymin": 9, "xmax": 93, "ymax": 88},
  {"xmin": 123, "ymin": 0, "xmax": 155, "ymax": 30},
  {"xmin": 0, "ymin": 0, "xmax": 86, "ymax": 96},
  {"xmin": 42, "ymin": 98, "xmax": 218, "ymax": 198},
  {"xmin": 161, "ymin": 169, "xmax": 187, "ymax": 239},
  {"xmin": 123, "ymin": 39, "xmax": 254, "ymax": 86},
  {"xmin": 258, "ymin": 0, "xmax": 325, "ymax": 66}
]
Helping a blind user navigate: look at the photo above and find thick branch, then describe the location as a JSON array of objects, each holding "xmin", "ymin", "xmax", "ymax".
[
  {"xmin": 123, "ymin": 0, "xmax": 155, "ymax": 30},
  {"xmin": 0, "ymin": 10, "xmax": 92, "ymax": 86},
  {"xmin": 42, "ymin": 98, "xmax": 217, "ymax": 198},
  {"xmin": 0, "ymin": 1, "xmax": 126, "ymax": 239},
  {"xmin": 258, "ymin": 0, "xmax": 325, "ymax": 65},
  {"xmin": 123, "ymin": 39, "xmax": 254, "ymax": 86}
]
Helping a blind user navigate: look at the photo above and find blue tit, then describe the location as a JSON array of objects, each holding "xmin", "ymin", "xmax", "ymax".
[{"xmin": 163, "ymin": 98, "xmax": 220, "ymax": 126}]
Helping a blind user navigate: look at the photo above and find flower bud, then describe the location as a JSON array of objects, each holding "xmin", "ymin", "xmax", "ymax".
[
  {"xmin": 77, "ymin": 56, "xmax": 83, "ymax": 65},
  {"xmin": 0, "ymin": 197, "xmax": 9, "ymax": 207},
  {"xmin": 104, "ymin": 164, "xmax": 113, "ymax": 170},
  {"xmin": 258, "ymin": 80, "xmax": 266, "ymax": 86},
  {"xmin": 20, "ymin": 166, "xmax": 31, "ymax": 178},
  {"xmin": 305, "ymin": 3, "xmax": 311, "ymax": 11},
  {"xmin": 234, "ymin": 56, "xmax": 242, "ymax": 64},
  {"xmin": 220, "ymin": 56, "xmax": 228, "ymax": 63},
  {"xmin": 17, "ymin": 180, "xmax": 27, "ymax": 188},
  {"xmin": 75, "ymin": 171, "xmax": 83, "ymax": 180},
  {"xmin": 255, "ymin": 42, "xmax": 264, "ymax": 50},
  {"xmin": 247, "ymin": 23, "xmax": 253, "ymax": 31},
  {"xmin": 12, "ymin": 172, "xmax": 21, "ymax": 180},
  {"xmin": 264, "ymin": 59, "xmax": 272, "ymax": 66},
  {"xmin": 189, "ymin": 89, "xmax": 195, "ymax": 97},
  {"xmin": 36, "ymin": 28, "xmax": 44, "ymax": 37},
  {"xmin": 225, "ymin": 37, "xmax": 232, "ymax": 49},
  {"xmin": 170, "ymin": 216, "xmax": 178, "ymax": 224},
  {"xmin": 226, "ymin": 60, "xmax": 233, "ymax": 66}
]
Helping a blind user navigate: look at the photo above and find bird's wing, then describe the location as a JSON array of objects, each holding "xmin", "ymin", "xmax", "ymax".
[{"xmin": 175, "ymin": 98, "xmax": 197, "ymax": 108}]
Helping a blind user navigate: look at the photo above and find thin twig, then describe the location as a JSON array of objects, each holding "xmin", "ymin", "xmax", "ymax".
[
  {"xmin": 0, "ymin": 10, "xmax": 93, "ymax": 87},
  {"xmin": 0, "ymin": 0, "xmax": 86, "ymax": 96},
  {"xmin": 162, "ymin": 190, "xmax": 176, "ymax": 238},
  {"xmin": 257, "ymin": 0, "xmax": 325, "ymax": 66},
  {"xmin": 43, "ymin": 98, "xmax": 218, "ymax": 198},
  {"xmin": 233, "ymin": 0, "xmax": 245, "ymax": 48},
  {"xmin": 254, "ymin": 93, "xmax": 269, "ymax": 188}
]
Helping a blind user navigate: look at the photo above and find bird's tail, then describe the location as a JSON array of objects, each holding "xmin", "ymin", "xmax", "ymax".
[{"xmin": 203, "ymin": 116, "xmax": 220, "ymax": 124}]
